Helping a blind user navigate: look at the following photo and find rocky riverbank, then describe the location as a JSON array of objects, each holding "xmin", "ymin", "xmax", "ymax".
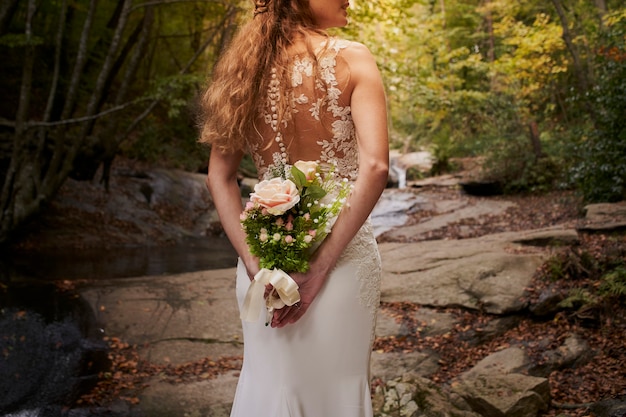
[{"xmin": 2, "ymin": 162, "xmax": 625, "ymax": 417}]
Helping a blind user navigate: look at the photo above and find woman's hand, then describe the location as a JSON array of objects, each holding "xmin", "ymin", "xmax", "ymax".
[{"xmin": 269, "ymin": 266, "xmax": 328, "ymax": 328}]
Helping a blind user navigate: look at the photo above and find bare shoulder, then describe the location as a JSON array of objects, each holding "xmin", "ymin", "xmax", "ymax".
[
  {"xmin": 337, "ymin": 41, "xmax": 381, "ymax": 82},
  {"xmin": 338, "ymin": 41, "xmax": 375, "ymax": 62}
]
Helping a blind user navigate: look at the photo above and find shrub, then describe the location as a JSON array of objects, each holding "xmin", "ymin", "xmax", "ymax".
[{"xmin": 571, "ymin": 13, "xmax": 626, "ymax": 203}]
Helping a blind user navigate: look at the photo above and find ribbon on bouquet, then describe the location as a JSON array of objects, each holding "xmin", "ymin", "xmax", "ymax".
[{"xmin": 240, "ymin": 268, "xmax": 301, "ymax": 323}]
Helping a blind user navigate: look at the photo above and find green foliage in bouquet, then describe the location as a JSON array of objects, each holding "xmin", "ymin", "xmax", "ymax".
[{"xmin": 240, "ymin": 162, "xmax": 352, "ymax": 273}]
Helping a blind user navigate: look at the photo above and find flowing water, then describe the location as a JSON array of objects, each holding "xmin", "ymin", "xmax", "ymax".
[
  {"xmin": 2, "ymin": 190, "xmax": 421, "ymax": 282},
  {"xmin": 2, "ymin": 236, "xmax": 238, "ymax": 281}
]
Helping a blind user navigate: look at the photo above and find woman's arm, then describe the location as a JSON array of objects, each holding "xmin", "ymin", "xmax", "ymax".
[
  {"xmin": 206, "ymin": 148, "xmax": 260, "ymax": 279},
  {"xmin": 273, "ymin": 42, "xmax": 389, "ymax": 327}
]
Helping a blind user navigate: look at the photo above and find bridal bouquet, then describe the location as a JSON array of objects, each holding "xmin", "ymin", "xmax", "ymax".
[{"xmin": 239, "ymin": 160, "xmax": 351, "ymax": 324}]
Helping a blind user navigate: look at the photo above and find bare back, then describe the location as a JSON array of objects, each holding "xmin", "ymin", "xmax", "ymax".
[{"xmin": 247, "ymin": 37, "xmax": 359, "ymax": 181}]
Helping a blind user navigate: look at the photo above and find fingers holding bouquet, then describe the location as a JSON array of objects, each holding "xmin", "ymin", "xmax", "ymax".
[
  {"xmin": 271, "ymin": 300, "xmax": 309, "ymax": 328},
  {"xmin": 270, "ymin": 269, "xmax": 326, "ymax": 327}
]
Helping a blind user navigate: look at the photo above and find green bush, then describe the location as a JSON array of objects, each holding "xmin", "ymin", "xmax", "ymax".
[
  {"xmin": 482, "ymin": 132, "xmax": 562, "ymax": 194},
  {"xmin": 571, "ymin": 14, "xmax": 626, "ymax": 203}
]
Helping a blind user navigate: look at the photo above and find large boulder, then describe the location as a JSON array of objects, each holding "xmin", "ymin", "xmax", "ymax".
[
  {"xmin": 451, "ymin": 348, "xmax": 550, "ymax": 417},
  {"xmin": 0, "ymin": 285, "xmax": 107, "ymax": 414},
  {"xmin": 379, "ymin": 230, "xmax": 563, "ymax": 314}
]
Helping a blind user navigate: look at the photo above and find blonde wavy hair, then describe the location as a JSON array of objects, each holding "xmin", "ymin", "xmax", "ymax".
[{"xmin": 199, "ymin": 0, "xmax": 328, "ymax": 152}]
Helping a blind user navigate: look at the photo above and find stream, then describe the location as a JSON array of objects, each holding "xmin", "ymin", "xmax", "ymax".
[
  {"xmin": 2, "ymin": 189, "xmax": 422, "ymax": 282},
  {"xmin": 1, "ymin": 236, "xmax": 238, "ymax": 281}
]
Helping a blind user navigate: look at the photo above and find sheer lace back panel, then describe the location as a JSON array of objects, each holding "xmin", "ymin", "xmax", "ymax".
[{"xmin": 247, "ymin": 38, "xmax": 358, "ymax": 181}]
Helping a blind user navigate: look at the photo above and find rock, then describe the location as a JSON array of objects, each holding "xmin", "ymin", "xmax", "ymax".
[
  {"xmin": 371, "ymin": 351, "xmax": 440, "ymax": 381},
  {"xmin": 382, "ymin": 198, "xmax": 516, "ymax": 242},
  {"xmin": 452, "ymin": 348, "xmax": 550, "ymax": 417},
  {"xmin": 77, "ymin": 269, "xmax": 243, "ymax": 365},
  {"xmin": 388, "ymin": 151, "xmax": 435, "ymax": 188},
  {"xmin": 138, "ymin": 374, "xmax": 239, "ymax": 417},
  {"xmin": 16, "ymin": 166, "xmax": 218, "ymax": 249},
  {"xmin": 512, "ymin": 228, "xmax": 579, "ymax": 247},
  {"xmin": 578, "ymin": 201, "xmax": 626, "ymax": 233},
  {"xmin": 452, "ymin": 373, "xmax": 549, "ymax": 417},
  {"xmin": 75, "ymin": 269, "xmax": 244, "ymax": 416},
  {"xmin": 460, "ymin": 347, "xmax": 531, "ymax": 377},
  {"xmin": 380, "ymin": 227, "xmax": 578, "ymax": 314},
  {"xmin": 374, "ymin": 374, "xmax": 480, "ymax": 417},
  {"xmin": 379, "ymin": 235, "xmax": 545, "ymax": 314},
  {"xmin": 589, "ymin": 396, "xmax": 626, "ymax": 417},
  {"xmin": 0, "ymin": 285, "xmax": 107, "ymax": 414},
  {"xmin": 529, "ymin": 285, "xmax": 567, "ymax": 317},
  {"xmin": 529, "ymin": 334, "xmax": 590, "ymax": 377},
  {"xmin": 458, "ymin": 316, "xmax": 521, "ymax": 346},
  {"xmin": 398, "ymin": 151, "xmax": 435, "ymax": 173},
  {"xmin": 410, "ymin": 174, "xmax": 462, "ymax": 188},
  {"xmin": 410, "ymin": 309, "xmax": 458, "ymax": 337}
]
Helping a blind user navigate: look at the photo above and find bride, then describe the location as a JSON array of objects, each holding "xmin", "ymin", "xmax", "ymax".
[{"xmin": 200, "ymin": 0, "xmax": 389, "ymax": 415}]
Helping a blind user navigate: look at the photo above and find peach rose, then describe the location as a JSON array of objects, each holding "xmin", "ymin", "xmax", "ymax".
[
  {"xmin": 294, "ymin": 160, "xmax": 318, "ymax": 181},
  {"xmin": 250, "ymin": 178, "xmax": 300, "ymax": 215}
]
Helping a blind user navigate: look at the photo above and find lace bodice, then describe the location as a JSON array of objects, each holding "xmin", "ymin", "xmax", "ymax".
[
  {"xmin": 245, "ymin": 37, "xmax": 381, "ymax": 341},
  {"xmin": 246, "ymin": 38, "xmax": 359, "ymax": 181}
]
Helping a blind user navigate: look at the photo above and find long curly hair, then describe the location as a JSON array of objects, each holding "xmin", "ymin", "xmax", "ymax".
[{"xmin": 199, "ymin": 0, "xmax": 328, "ymax": 152}]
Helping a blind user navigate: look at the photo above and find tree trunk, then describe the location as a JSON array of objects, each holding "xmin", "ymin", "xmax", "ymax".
[
  {"xmin": 0, "ymin": 0, "xmax": 243, "ymax": 244},
  {"xmin": 44, "ymin": 0, "xmax": 68, "ymax": 123},
  {"xmin": 100, "ymin": 6, "xmax": 156, "ymax": 189},
  {"xmin": 483, "ymin": 0, "xmax": 495, "ymax": 63},
  {"xmin": 440, "ymin": 0, "xmax": 446, "ymax": 29},
  {"xmin": 0, "ymin": 0, "xmax": 39, "ymax": 242},
  {"xmin": 61, "ymin": 0, "xmax": 97, "ymax": 121},
  {"xmin": 594, "ymin": 0, "xmax": 607, "ymax": 14},
  {"xmin": 528, "ymin": 120, "xmax": 544, "ymax": 160},
  {"xmin": 0, "ymin": 0, "xmax": 19, "ymax": 35},
  {"xmin": 594, "ymin": 0, "xmax": 607, "ymax": 29},
  {"xmin": 550, "ymin": 0, "xmax": 591, "ymax": 95}
]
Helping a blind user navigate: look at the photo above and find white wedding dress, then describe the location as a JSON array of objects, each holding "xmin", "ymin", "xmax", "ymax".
[{"xmin": 230, "ymin": 38, "xmax": 382, "ymax": 417}]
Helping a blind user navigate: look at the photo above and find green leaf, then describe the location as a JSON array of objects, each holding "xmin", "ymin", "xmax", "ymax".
[
  {"xmin": 304, "ymin": 185, "xmax": 327, "ymax": 201},
  {"xmin": 290, "ymin": 166, "xmax": 307, "ymax": 189}
]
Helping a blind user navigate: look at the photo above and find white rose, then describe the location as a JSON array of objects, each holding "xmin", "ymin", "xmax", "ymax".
[
  {"xmin": 294, "ymin": 160, "xmax": 318, "ymax": 181},
  {"xmin": 250, "ymin": 178, "xmax": 300, "ymax": 215}
]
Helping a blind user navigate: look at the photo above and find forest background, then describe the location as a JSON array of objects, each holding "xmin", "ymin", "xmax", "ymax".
[{"xmin": 0, "ymin": 0, "xmax": 624, "ymax": 245}]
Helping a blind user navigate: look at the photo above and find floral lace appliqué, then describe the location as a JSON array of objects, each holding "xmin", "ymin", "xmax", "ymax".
[
  {"xmin": 339, "ymin": 220, "xmax": 381, "ymax": 345},
  {"xmin": 254, "ymin": 38, "xmax": 358, "ymax": 181}
]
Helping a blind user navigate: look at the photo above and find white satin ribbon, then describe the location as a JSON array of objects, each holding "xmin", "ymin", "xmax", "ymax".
[{"xmin": 240, "ymin": 268, "xmax": 301, "ymax": 323}]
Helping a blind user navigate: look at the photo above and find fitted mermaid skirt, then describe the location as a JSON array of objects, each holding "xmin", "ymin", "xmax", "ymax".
[{"xmin": 230, "ymin": 222, "xmax": 381, "ymax": 417}]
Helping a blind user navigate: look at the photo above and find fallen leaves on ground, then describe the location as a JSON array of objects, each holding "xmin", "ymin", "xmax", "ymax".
[
  {"xmin": 374, "ymin": 229, "xmax": 626, "ymax": 417},
  {"xmin": 76, "ymin": 337, "xmax": 242, "ymax": 407},
  {"xmin": 53, "ymin": 185, "xmax": 624, "ymax": 414}
]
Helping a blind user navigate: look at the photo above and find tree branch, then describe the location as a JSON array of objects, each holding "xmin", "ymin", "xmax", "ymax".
[
  {"xmin": 121, "ymin": 5, "xmax": 237, "ymax": 139},
  {"xmin": 60, "ymin": 0, "xmax": 97, "ymax": 120},
  {"xmin": 43, "ymin": 0, "xmax": 67, "ymax": 122},
  {"xmin": 0, "ymin": 0, "xmax": 19, "ymax": 35},
  {"xmin": 29, "ymin": 99, "xmax": 149, "ymax": 128},
  {"xmin": 550, "ymin": 0, "xmax": 590, "ymax": 93},
  {"xmin": 130, "ymin": 0, "xmax": 229, "ymax": 14}
]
